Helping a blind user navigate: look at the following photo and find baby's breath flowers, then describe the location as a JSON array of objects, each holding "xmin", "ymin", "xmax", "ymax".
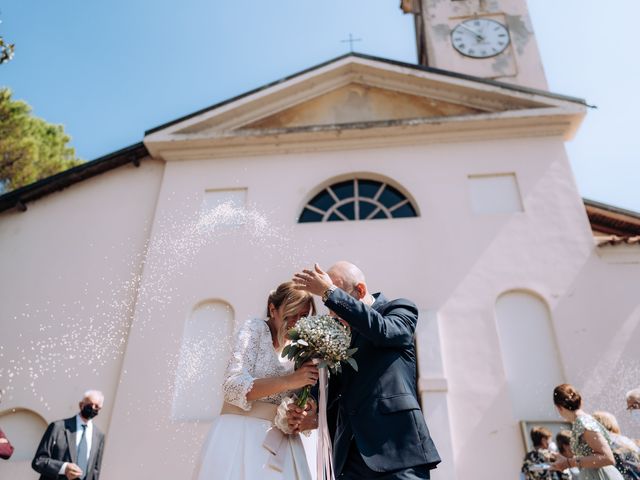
[{"xmin": 282, "ymin": 314, "xmax": 358, "ymax": 407}]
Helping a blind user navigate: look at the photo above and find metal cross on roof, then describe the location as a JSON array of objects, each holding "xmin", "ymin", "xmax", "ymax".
[{"xmin": 341, "ymin": 33, "xmax": 362, "ymax": 52}]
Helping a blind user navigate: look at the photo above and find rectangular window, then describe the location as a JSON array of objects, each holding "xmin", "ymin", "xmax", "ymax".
[
  {"xmin": 468, "ymin": 173, "xmax": 523, "ymax": 214},
  {"xmin": 199, "ymin": 188, "xmax": 248, "ymax": 227}
]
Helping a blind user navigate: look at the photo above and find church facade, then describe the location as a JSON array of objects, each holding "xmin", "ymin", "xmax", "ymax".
[{"xmin": 1, "ymin": 2, "xmax": 639, "ymax": 479}]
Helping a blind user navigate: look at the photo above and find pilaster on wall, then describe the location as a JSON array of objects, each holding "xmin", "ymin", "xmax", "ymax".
[{"xmin": 416, "ymin": 310, "xmax": 456, "ymax": 480}]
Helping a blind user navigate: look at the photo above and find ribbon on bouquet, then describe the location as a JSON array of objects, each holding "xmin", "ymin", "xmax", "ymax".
[{"xmin": 316, "ymin": 367, "xmax": 335, "ymax": 480}]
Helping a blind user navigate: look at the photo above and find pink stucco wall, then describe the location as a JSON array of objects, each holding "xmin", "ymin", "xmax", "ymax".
[
  {"xmin": 102, "ymin": 136, "xmax": 637, "ymax": 479},
  {"xmin": 0, "ymin": 159, "xmax": 164, "ymax": 479},
  {"xmin": 1, "ymin": 136, "xmax": 638, "ymax": 479}
]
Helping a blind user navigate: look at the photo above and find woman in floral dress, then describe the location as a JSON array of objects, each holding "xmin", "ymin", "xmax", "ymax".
[{"xmin": 550, "ymin": 384, "xmax": 624, "ymax": 480}]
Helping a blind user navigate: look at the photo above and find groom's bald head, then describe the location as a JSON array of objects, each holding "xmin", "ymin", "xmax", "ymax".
[
  {"xmin": 327, "ymin": 261, "xmax": 373, "ymax": 304},
  {"xmin": 328, "ymin": 261, "xmax": 365, "ymax": 287}
]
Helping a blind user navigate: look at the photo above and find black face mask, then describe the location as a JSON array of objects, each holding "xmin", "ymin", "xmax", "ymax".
[{"xmin": 81, "ymin": 404, "xmax": 99, "ymax": 419}]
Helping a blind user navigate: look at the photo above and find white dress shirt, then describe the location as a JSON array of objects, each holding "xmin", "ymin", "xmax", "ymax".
[{"xmin": 58, "ymin": 415, "xmax": 93, "ymax": 475}]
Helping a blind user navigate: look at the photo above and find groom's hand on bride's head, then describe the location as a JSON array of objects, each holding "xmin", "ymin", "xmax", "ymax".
[{"xmin": 292, "ymin": 263, "xmax": 333, "ymax": 296}]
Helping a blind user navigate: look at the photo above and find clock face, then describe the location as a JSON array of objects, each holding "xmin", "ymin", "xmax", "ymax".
[{"xmin": 451, "ymin": 18, "xmax": 510, "ymax": 59}]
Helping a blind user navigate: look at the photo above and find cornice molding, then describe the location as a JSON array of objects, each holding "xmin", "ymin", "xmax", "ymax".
[{"xmin": 147, "ymin": 107, "xmax": 584, "ymax": 161}]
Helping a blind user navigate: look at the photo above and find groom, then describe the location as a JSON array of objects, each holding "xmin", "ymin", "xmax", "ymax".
[{"xmin": 292, "ymin": 261, "xmax": 440, "ymax": 479}]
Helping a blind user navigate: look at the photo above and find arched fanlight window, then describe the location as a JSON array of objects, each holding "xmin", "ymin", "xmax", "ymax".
[{"xmin": 299, "ymin": 178, "xmax": 418, "ymax": 223}]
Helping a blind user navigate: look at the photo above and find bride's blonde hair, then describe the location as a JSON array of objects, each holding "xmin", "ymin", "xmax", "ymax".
[{"xmin": 266, "ymin": 281, "xmax": 316, "ymax": 348}]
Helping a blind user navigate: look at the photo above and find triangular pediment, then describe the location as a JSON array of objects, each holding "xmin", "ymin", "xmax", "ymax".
[
  {"xmin": 144, "ymin": 54, "xmax": 586, "ymax": 160},
  {"xmin": 244, "ymin": 83, "xmax": 484, "ymax": 129}
]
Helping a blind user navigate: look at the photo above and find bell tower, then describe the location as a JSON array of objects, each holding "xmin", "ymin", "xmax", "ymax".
[{"xmin": 401, "ymin": 0, "xmax": 548, "ymax": 90}]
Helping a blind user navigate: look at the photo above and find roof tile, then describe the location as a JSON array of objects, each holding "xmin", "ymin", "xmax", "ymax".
[{"xmin": 595, "ymin": 235, "xmax": 640, "ymax": 247}]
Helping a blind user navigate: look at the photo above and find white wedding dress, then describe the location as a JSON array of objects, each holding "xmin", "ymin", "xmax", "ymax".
[{"xmin": 194, "ymin": 318, "xmax": 313, "ymax": 480}]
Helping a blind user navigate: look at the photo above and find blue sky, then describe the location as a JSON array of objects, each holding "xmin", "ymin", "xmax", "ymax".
[{"xmin": 1, "ymin": 0, "xmax": 638, "ymax": 211}]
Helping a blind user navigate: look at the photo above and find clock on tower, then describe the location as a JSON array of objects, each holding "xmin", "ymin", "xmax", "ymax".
[{"xmin": 402, "ymin": 0, "xmax": 548, "ymax": 90}]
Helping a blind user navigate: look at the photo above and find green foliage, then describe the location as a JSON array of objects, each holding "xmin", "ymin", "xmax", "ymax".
[
  {"xmin": 0, "ymin": 88, "xmax": 82, "ymax": 192},
  {"xmin": 282, "ymin": 315, "xmax": 359, "ymax": 407},
  {"xmin": 345, "ymin": 357, "xmax": 358, "ymax": 372},
  {"xmin": 0, "ymin": 35, "xmax": 14, "ymax": 64},
  {"xmin": 1, "ymin": 14, "xmax": 15, "ymax": 65}
]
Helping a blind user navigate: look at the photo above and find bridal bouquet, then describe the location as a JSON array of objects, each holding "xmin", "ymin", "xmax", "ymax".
[{"xmin": 282, "ymin": 314, "xmax": 358, "ymax": 407}]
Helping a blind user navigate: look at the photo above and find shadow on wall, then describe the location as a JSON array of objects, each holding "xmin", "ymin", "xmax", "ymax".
[{"xmin": 0, "ymin": 408, "xmax": 47, "ymax": 479}]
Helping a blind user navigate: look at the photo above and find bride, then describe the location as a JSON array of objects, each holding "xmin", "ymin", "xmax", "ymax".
[{"xmin": 194, "ymin": 281, "xmax": 319, "ymax": 480}]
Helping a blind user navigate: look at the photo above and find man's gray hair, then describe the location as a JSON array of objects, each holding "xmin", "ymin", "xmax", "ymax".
[
  {"xmin": 83, "ymin": 390, "xmax": 105, "ymax": 403},
  {"xmin": 626, "ymin": 388, "xmax": 640, "ymax": 401}
]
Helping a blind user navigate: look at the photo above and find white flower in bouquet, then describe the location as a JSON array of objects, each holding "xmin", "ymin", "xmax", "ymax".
[{"xmin": 281, "ymin": 314, "xmax": 358, "ymax": 407}]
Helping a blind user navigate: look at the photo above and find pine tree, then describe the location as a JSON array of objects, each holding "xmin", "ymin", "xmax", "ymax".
[{"xmin": 0, "ymin": 89, "xmax": 83, "ymax": 193}]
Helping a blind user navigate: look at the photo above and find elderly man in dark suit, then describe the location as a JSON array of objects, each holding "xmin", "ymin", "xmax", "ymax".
[
  {"xmin": 32, "ymin": 390, "xmax": 106, "ymax": 480},
  {"xmin": 293, "ymin": 261, "xmax": 441, "ymax": 479}
]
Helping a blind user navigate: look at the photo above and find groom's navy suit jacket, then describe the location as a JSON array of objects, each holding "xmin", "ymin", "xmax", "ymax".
[{"xmin": 324, "ymin": 289, "xmax": 441, "ymax": 475}]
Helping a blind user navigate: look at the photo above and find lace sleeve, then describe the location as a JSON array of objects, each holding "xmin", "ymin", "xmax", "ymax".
[{"xmin": 222, "ymin": 319, "xmax": 264, "ymax": 411}]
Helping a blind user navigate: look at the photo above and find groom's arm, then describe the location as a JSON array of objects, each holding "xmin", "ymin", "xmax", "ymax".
[
  {"xmin": 324, "ymin": 289, "xmax": 417, "ymax": 347},
  {"xmin": 286, "ymin": 398, "xmax": 318, "ymax": 433}
]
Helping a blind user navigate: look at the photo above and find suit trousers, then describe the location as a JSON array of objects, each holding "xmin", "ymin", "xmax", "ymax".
[{"xmin": 339, "ymin": 441, "xmax": 431, "ymax": 480}]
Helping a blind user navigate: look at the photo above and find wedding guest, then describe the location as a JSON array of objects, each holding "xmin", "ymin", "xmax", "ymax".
[
  {"xmin": 32, "ymin": 390, "xmax": 105, "ymax": 480},
  {"xmin": 0, "ymin": 390, "xmax": 15, "ymax": 460},
  {"xmin": 522, "ymin": 426, "xmax": 570, "ymax": 480},
  {"xmin": 0, "ymin": 427, "xmax": 14, "ymax": 460},
  {"xmin": 550, "ymin": 384, "xmax": 624, "ymax": 480},
  {"xmin": 627, "ymin": 389, "xmax": 640, "ymax": 413},
  {"xmin": 627, "ymin": 389, "xmax": 640, "ymax": 445},
  {"xmin": 593, "ymin": 411, "xmax": 640, "ymax": 480},
  {"xmin": 556, "ymin": 430, "xmax": 580, "ymax": 479}
]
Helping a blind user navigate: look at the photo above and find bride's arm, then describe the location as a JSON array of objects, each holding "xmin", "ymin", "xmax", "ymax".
[
  {"xmin": 222, "ymin": 320, "xmax": 264, "ymax": 410},
  {"xmin": 222, "ymin": 320, "xmax": 318, "ymax": 410},
  {"xmin": 247, "ymin": 364, "xmax": 318, "ymax": 401}
]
